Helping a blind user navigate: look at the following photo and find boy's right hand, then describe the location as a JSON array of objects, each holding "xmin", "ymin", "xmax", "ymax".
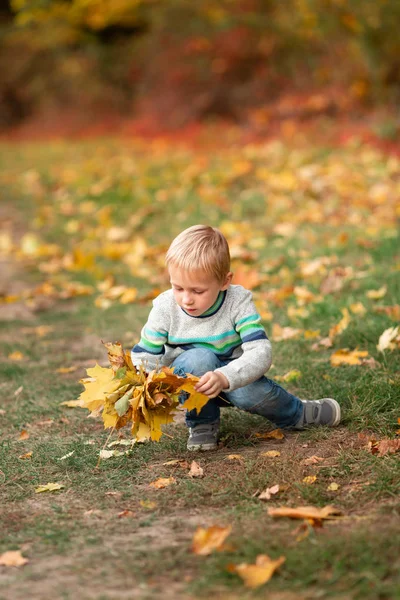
[{"xmin": 195, "ymin": 371, "xmax": 229, "ymax": 398}]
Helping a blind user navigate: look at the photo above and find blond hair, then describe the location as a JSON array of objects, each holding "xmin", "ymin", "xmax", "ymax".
[{"xmin": 166, "ymin": 225, "xmax": 230, "ymax": 282}]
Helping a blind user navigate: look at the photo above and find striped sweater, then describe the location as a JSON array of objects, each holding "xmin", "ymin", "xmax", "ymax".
[{"xmin": 131, "ymin": 284, "xmax": 272, "ymax": 391}]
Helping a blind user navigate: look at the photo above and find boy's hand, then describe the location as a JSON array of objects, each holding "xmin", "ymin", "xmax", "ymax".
[{"xmin": 195, "ymin": 371, "xmax": 229, "ymax": 398}]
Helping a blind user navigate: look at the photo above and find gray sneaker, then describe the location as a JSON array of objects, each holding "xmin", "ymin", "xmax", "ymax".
[
  {"xmin": 294, "ymin": 398, "xmax": 341, "ymax": 429},
  {"xmin": 187, "ymin": 420, "xmax": 220, "ymax": 451}
]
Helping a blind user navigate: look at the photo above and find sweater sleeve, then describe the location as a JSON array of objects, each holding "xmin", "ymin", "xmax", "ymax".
[
  {"xmin": 214, "ymin": 289, "xmax": 272, "ymax": 391},
  {"xmin": 131, "ymin": 294, "xmax": 170, "ymax": 372}
]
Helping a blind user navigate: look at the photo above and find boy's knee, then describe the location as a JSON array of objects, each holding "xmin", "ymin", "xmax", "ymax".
[{"xmin": 174, "ymin": 348, "xmax": 220, "ymax": 376}]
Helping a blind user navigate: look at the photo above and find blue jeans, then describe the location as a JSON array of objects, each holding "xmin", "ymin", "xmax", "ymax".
[{"xmin": 171, "ymin": 348, "xmax": 303, "ymax": 429}]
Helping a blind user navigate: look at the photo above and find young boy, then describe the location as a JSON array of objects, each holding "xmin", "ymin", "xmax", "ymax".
[{"xmin": 131, "ymin": 225, "xmax": 340, "ymax": 451}]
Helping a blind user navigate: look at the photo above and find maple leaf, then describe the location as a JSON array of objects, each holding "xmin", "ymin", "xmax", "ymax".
[
  {"xmin": 0, "ymin": 550, "xmax": 29, "ymax": 567},
  {"xmin": 229, "ymin": 554, "xmax": 285, "ymax": 588},
  {"xmin": 268, "ymin": 505, "xmax": 341, "ymax": 521},
  {"xmin": 192, "ymin": 525, "xmax": 232, "ymax": 555},
  {"xmin": 302, "ymin": 475, "xmax": 317, "ymax": 484},
  {"xmin": 188, "ymin": 460, "xmax": 204, "ymax": 478},
  {"xmin": 329, "ymin": 308, "xmax": 351, "ymax": 341},
  {"xmin": 255, "ymin": 429, "xmax": 285, "ymax": 440},
  {"xmin": 149, "ymin": 477, "xmax": 176, "ymax": 489}
]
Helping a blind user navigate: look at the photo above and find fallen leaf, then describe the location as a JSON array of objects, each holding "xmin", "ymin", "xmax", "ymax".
[
  {"xmin": 139, "ymin": 499, "xmax": 157, "ymax": 510},
  {"xmin": 350, "ymin": 302, "xmax": 366, "ymax": 315},
  {"xmin": 302, "ymin": 475, "xmax": 317, "ymax": 484},
  {"xmin": 117, "ymin": 510, "xmax": 136, "ymax": 518},
  {"xmin": 366, "ymin": 285, "xmax": 387, "ymax": 299},
  {"xmin": 330, "ymin": 348, "xmax": 369, "ymax": 366},
  {"xmin": 188, "ymin": 461, "xmax": 204, "ymax": 478},
  {"xmin": 0, "ymin": 550, "xmax": 29, "ymax": 567},
  {"xmin": 327, "ymin": 482, "xmax": 340, "ymax": 491},
  {"xmin": 274, "ymin": 370, "xmax": 302, "ymax": 383},
  {"xmin": 192, "ymin": 525, "xmax": 232, "ymax": 555},
  {"xmin": 260, "ymin": 450, "xmax": 281, "ymax": 458},
  {"xmin": 258, "ymin": 484, "xmax": 280, "ymax": 501},
  {"xmin": 268, "ymin": 505, "xmax": 341, "ymax": 521},
  {"xmin": 35, "ymin": 482, "xmax": 64, "ymax": 493},
  {"xmin": 377, "ymin": 326, "xmax": 399, "ymax": 352},
  {"xmin": 225, "ymin": 454, "xmax": 244, "ymax": 461},
  {"xmin": 8, "ymin": 351, "xmax": 24, "ymax": 361},
  {"xmin": 272, "ymin": 324, "xmax": 301, "ymax": 342},
  {"xmin": 374, "ymin": 438, "xmax": 400, "ymax": 456},
  {"xmin": 105, "ymin": 491, "xmax": 122, "ymax": 498},
  {"xmin": 18, "ymin": 452, "xmax": 32, "ymax": 460},
  {"xmin": 99, "ymin": 449, "xmax": 125, "ymax": 459},
  {"xmin": 229, "ymin": 554, "xmax": 285, "ymax": 588},
  {"xmin": 329, "ymin": 308, "xmax": 351, "ymax": 340},
  {"xmin": 303, "ymin": 456, "xmax": 324, "ymax": 466},
  {"xmin": 60, "ymin": 399, "xmax": 85, "ymax": 408},
  {"xmin": 57, "ymin": 451, "xmax": 75, "ymax": 461},
  {"xmin": 255, "ymin": 429, "xmax": 284, "ymax": 440},
  {"xmin": 14, "ymin": 386, "xmax": 23, "ymax": 397},
  {"xmin": 18, "ymin": 430, "xmax": 30, "ymax": 441},
  {"xmin": 149, "ymin": 477, "xmax": 176, "ymax": 489}
]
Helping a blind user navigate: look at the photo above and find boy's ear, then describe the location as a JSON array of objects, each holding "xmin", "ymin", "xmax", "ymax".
[{"xmin": 221, "ymin": 271, "xmax": 233, "ymax": 290}]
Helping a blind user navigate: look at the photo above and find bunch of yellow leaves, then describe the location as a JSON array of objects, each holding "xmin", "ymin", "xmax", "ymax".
[{"xmin": 79, "ymin": 342, "xmax": 209, "ymax": 442}]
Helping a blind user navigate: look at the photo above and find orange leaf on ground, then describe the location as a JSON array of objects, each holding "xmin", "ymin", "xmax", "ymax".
[
  {"xmin": 229, "ymin": 554, "xmax": 285, "ymax": 588},
  {"xmin": 268, "ymin": 505, "xmax": 341, "ymax": 521},
  {"xmin": 255, "ymin": 429, "xmax": 284, "ymax": 440},
  {"xmin": 303, "ymin": 455, "xmax": 324, "ymax": 465},
  {"xmin": 18, "ymin": 452, "xmax": 32, "ymax": 460},
  {"xmin": 188, "ymin": 461, "xmax": 204, "ymax": 478},
  {"xmin": 148, "ymin": 477, "xmax": 176, "ymax": 489},
  {"xmin": 0, "ymin": 551, "xmax": 29, "ymax": 567},
  {"xmin": 330, "ymin": 348, "xmax": 368, "ymax": 366},
  {"xmin": 302, "ymin": 475, "xmax": 317, "ymax": 484},
  {"xmin": 192, "ymin": 525, "xmax": 232, "ymax": 556},
  {"xmin": 18, "ymin": 430, "xmax": 30, "ymax": 441},
  {"xmin": 260, "ymin": 450, "xmax": 281, "ymax": 458}
]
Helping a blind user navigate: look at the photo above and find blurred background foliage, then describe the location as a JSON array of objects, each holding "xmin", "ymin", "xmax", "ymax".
[{"xmin": 1, "ymin": 0, "xmax": 400, "ymax": 129}]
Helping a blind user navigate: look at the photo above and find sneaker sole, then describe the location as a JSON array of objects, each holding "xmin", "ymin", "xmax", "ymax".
[
  {"xmin": 322, "ymin": 398, "xmax": 341, "ymax": 426},
  {"xmin": 187, "ymin": 442, "xmax": 218, "ymax": 451}
]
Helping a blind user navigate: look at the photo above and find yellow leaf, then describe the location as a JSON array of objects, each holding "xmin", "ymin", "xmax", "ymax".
[
  {"xmin": 60, "ymin": 399, "xmax": 84, "ymax": 408},
  {"xmin": 8, "ymin": 351, "xmax": 24, "ymax": 361},
  {"xmin": 330, "ymin": 348, "xmax": 369, "ymax": 366},
  {"xmin": 35, "ymin": 482, "xmax": 64, "ymax": 493},
  {"xmin": 178, "ymin": 378, "xmax": 209, "ymax": 413},
  {"xmin": 329, "ymin": 308, "xmax": 351, "ymax": 340},
  {"xmin": 149, "ymin": 477, "xmax": 176, "ymax": 489},
  {"xmin": 255, "ymin": 429, "xmax": 284, "ymax": 440},
  {"xmin": 268, "ymin": 505, "xmax": 341, "ymax": 520},
  {"xmin": 302, "ymin": 475, "xmax": 317, "ymax": 484},
  {"xmin": 192, "ymin": 525, "xmax": 232, "ymax": 555},
  {"xmin": 366, "ymin": 285, "xmax": 387, "ymax": 299},
  {"xmin": 350, "ymin": 302, "xmax": 366, "ymax": 315},
  {"xmin": 80, "ymin": 363, "xmax": 120, "ymax": 411},
  {"xmin": 225, "ymin": 454, "xmax": 244, "ymax": 461},
  {"xmin": 274, "ymin": 370, "xmax": 302, "ymax": 383},
  {"xmin": 230, "ymin": 554, "xmax": 285, "ymax": 588},
  {"xmin": 0, "ymin": 550, "xmax": 29, "ymax": 567},
  {"xmin": 149, "ymin": 409, "xmax": 175, "ymax": 442},
  {"xmin": 327, "ymin": 482, "xmax": 340, "ymax": 491},
  {"xmin": 56, "ymin": 366, "xmax": 78, "ymax": 374},
  {"xmin": 261, "ymin": 450, "xmax": 281, "ymax": 458},
  {"xmin": 377, "ymin": 326, "xmax": 399, "ymax": 353},
  {"xmin": 272, "ymin": 324, "xmax": 301, "ymax": 342},
  {"xmin": 139, "ymin": 500, "xmax": 157, "ymax": 510},
  {"xmin": 18, "ymin": 452, "xmax": 32, "ymax": 460}
]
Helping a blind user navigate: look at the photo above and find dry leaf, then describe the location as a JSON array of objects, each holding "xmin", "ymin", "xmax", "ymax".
[
  {"xmin": 258, "ymin": 484, "xmax": 280, "ymax": 501},
  {"xmin": 366, "ymin": 285, "xmax": 387, "ymax": 299},
  {"xmin": 255, "ymin": 429, "xmax": 284, "ymax": 440},
  {"xmin": 330, "ymin": 348, "xmax": 369, "ymax": 366},
  {"xmin": 302, "ymin": 475, "xmax": 317, "ymax": 484},
  {"xmin": 272, "ymin": 324, "xmax": 301, "ymax": 342},
  {"xmin": 225, "ymin": 454, "xmax": 244, "ymax": 461},
  {"xmin": 56, "ymin": 366, "xmax": 78, "ymax": 374},
  {"xmin": 374, "ymin": 438, "xmax": 400, "ymax": 456},
  {"xmin": 229, "ymin": 554, "xmax": 285, "ymax": 588},
  {"xmin": 260, "ymin": 450, "xmax": 281, "ymax": 458},
  {"xmin": 8, "ymin": 351, "xmax": 24, "ymax": 361},
  {"xmin": 377, "ymin": 326, "xmax": 399, "ymax": 352},
  {"xmin": 268, "ymin": 505, "xmax": 341, "ymax": 521},
  {"xmin": 0, "ymin": 550, "xmax": 29, "ymax": 567},
  {"xmin": 139, "ymin": 500, "xmax": 157, "ymax": 510},
  {"xmin": 327, "ymin": 482, "xmax": 340, "ymax": 491},
  {"xmin": 303, "ymin": 456, "xmax": 324, "ymax": 465},
  {"xmin": 192, "ymin": 525, "xmax": 232, "ymax": 555},
  {"xmin": 149, "ymin": 477, "xmax": 176, "ymax": 489},
  {"xmin": 14, "ymin": 386, "xmax": 23, "ymax": 397},
  {"xmin": 18, "ymin": 452, "xmax": 32, "ymax": 460},
  {"xmin": 18, "ymin": 430, "xmax": 30, "ymax": 441},
  {"xmin": 188, "ymin": 461, "xmax": 204, "ymax": 478},
  {"xmin": 58, "ymin": 451, "xmax": 75, "ymax": 461},
  {"xmin": 35, "ymin": 482, "xmax": 64, "ymax": 493},
  {"xmin": 117, "ymin": 510, "xmax": 136, "ymax": 518},
  {"xmin": 274, "ymin": 370, "xmax": 302, "ymax": 383},
  {"xmin": 329, "ymin": 308, "xmax": 351, "ymax": 340}
]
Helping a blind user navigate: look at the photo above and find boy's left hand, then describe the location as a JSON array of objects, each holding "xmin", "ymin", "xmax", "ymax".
[{"xmin": 195, "ymin": 371, "xmax": 229, "ymax": 398}]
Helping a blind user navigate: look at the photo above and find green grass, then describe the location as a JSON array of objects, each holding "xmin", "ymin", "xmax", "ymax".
[{"xmin": 0, "ymin": 136, "xmax": 400, "ymax": 599}]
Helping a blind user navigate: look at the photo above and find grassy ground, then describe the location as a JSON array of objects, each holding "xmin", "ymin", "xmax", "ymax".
[{"xmin": 0, "ymin": 133, "xmax": 399, "ymax": 599}]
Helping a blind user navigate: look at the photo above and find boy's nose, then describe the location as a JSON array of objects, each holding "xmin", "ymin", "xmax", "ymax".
[{"xmin": 183, "ymin": 292, "xmax": 193, "ymax": 305}]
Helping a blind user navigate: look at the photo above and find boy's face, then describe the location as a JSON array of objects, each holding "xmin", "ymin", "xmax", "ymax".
[{"xmin": 169, "ymin": 265, "xmax": 232, "ymax": 317}]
